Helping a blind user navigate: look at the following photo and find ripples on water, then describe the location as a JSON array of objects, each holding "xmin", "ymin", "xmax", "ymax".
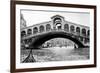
[{"xmin": 21, "ymin": 47, "xmax": 89, "ymax": 62}]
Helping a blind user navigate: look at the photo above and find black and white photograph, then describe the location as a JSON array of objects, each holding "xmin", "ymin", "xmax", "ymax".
[
  {"xmin": 11, "ymin": 1, "xmax": 96, "ymax": 72},
  {"xmin": 20, "ymin": 10, "xmax": 90, "ymax": 63}
]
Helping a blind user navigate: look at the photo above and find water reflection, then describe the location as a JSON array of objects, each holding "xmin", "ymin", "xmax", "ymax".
[{"xmin": 21, "ymin": 47, "xmax": 89, "ymax": 62}]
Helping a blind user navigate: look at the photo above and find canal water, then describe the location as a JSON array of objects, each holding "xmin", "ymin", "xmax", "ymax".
[{"xmin": 21, "ymin": 47, "xmax": 89, "ymax": 62}]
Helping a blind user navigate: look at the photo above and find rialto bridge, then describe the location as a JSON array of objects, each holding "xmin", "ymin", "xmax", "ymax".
[{"xmin": 21, "ymin": 15, "xmax": 90, "ymax": 49}]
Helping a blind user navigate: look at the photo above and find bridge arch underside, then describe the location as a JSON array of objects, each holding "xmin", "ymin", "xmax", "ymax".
[{"xmin": 29, "ymin": 32, "xmax": 86, "ymax": 49}]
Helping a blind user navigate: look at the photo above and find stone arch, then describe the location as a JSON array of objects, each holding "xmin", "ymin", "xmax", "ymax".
[
  {"xmin": 55, "ymin": 23, "xmax": 62, "ymax": 30},
  {"xmin": 82, "ymin": 28, "xmax": 86, "ymax": 36},
  {"xmin": 70, "ymin": 25, "xmax": 75, "ymax": 33},
  {"xmin": 21, "ymin": 31, "xmax": 26, "ymax": 37},
  {"xmin": 54, "ymin": 18, "xmax": 62, "ymax": 24},
  {"xmin": 39, "ymin": 25, "xmax": 45, "ymax": 32},
  {"xmin": 33, "ymin": 27, "xmax": 38, "ymax": 34},
  {"xmin": 46, "ymin": 24, "xmax": 51, "ymax": 31},
  {"xmin": 27, "ymin": 29, "xmax": 32, "ymax": 35},
  {"xmin": 29, "ymin": 32, "xmax": 85, "ymax": 49},
  {"xmin": 76, "ymin": 27, "xmax": 80, "ymax": 35},
  {"xmin": 64, "ymin": 24, "xmax": 69, "ymax": 32}
]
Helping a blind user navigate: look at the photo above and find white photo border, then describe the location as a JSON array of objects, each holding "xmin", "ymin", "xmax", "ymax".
[{"xmin": 15, "ymin": 4, "xmax": 94, "ymax": 69}]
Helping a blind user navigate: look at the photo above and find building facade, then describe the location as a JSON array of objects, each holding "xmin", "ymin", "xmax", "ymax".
[
  {"xmin": 20, "ymin": 14, "xmax": 27, "ymax": 29},
  {"xmin": 42, "ymin": 38, "xmax": 75, "ymax": 48}
]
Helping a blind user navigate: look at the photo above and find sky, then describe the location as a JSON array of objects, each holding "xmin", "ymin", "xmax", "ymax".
[{"xmin": 21, "ymin": 9, "xmax": 90, "ymax": 27}]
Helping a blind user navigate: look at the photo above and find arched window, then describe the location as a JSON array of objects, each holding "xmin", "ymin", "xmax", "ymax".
[
  {"xmin": 56, "ymin": 23, "xmax": 61, "ymax": 30},
  {"xmin": 54, "ymin": 18, "xmax": 61, "ymax": 24},
  {"xmin": 33, "ymin": 27, "xmax": 38, "ymax": 34},
  {"xmin": 46, "ymin": 24, "xmax": 51, "ymax": 31},
  {"xmin": 39, "ymin": 25, "xmax": 44, "ymax": 32},
  {"xmin": 21, "ymin": 31, "xmax": 26, "ymax": 37},
  {"xmin": 76, "ymin": 27, "xmax": 80, "ymax": 35},
  {"xmin": 87, "ymin": 30, "xmax": 90, "ymax": 37},
  {"xmin": 82, "ymin": 28, "xmax": 86, "ymax": 36},
  {"xmin": 27, "ymin": 29, "xmax": 32, "ymax": 35},
  {"xmin": 64, "ymin": 24, "xmax": 69, "ymax": 32},
  {"xmin": 70, "ymin": 25, "xmax": 75, "ymax": 33}
]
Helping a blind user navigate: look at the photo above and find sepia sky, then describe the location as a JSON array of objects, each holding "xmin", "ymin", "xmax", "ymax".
[{"xmin": 21, "ymin": 10, "xmax": 90, "ymax": 27}]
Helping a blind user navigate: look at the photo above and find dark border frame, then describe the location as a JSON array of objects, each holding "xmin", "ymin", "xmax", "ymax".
[{"xmin": 10, "ymin": 0, "xmax": 97, "ymax": 73}]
